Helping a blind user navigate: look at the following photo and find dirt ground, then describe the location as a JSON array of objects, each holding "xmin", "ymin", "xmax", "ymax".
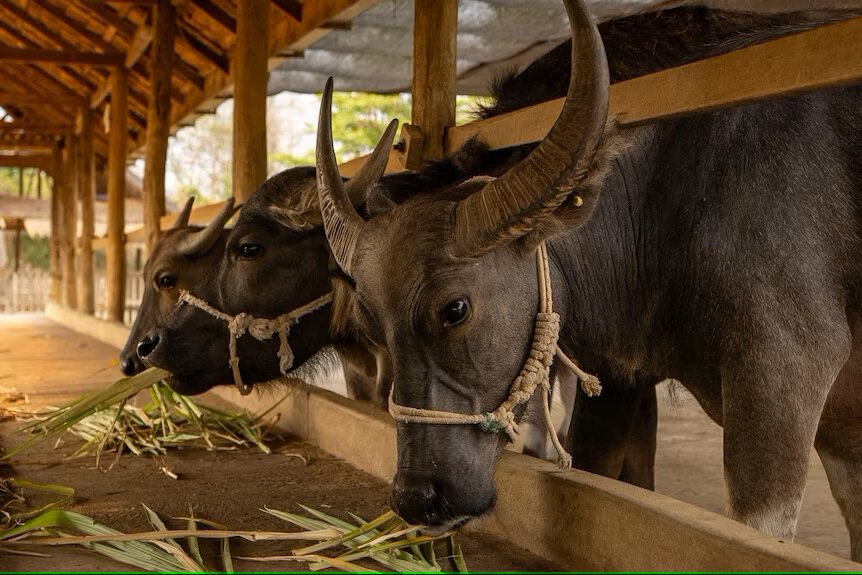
[{"xmin": 0, "ymin": 313, "xmax": 853, "ymax": 571}]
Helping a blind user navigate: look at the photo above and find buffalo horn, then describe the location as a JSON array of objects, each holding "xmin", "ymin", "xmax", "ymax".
[
  {"xmin": 171, "ymin": 197, "xmax": 195, "ymax": 229},
  {"xmin": 316, "ymin": 77, "xmax": 398, "ymax": 276},
  {"xmin": 452, "ymin": 0, "xmax": 609, "ymax": 257},
  {"xmin": 177, "ymin": 197, "xmax": 239, "ymax": 257}
]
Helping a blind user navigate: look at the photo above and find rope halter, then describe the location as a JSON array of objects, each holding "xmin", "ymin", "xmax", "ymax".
[
  {"xmin": 177, "ymin": 289, "xmax": 332, "ymax": 396},
  {"xmin": 388, "ymin": 241, "xmax": 602, "ymax": 469}
]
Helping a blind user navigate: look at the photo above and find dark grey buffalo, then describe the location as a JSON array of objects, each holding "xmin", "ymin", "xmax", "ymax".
[
  {"xmin": 119, "ymin": 198, "xmax": 238, "ymax": 377},
  {"xmin": 315, "ymin": 0, "xmax": 862, "ymax": 557}
]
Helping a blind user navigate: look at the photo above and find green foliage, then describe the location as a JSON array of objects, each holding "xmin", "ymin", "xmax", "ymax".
[
  {"xmin": 0, "ymin": 168, "xmax": 50, "ymax": 199},
  {"xmin": 330, "ymin": 92, "xmax": 412, "ymax": 160},
  {"xmin": 20, "ymin": 232, "xmax": 49, "ymax": 270}
]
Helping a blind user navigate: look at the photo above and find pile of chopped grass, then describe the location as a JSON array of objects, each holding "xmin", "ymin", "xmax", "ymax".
[
  {"xmin": 0, "ymin": 505, "xmax": 468, "ymax": 573},
  {"xmin": 3, "ymin": 368, "xmax": 279, "ymax": 474}
]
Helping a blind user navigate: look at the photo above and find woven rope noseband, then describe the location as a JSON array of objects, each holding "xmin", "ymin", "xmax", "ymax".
[
  {"xmin": 387, "ymin": 241, "xmax": 602, "ymax": 468},
  {"xmin": 177, "ymin": 290, "xmax": 332, "ymax": 396}
]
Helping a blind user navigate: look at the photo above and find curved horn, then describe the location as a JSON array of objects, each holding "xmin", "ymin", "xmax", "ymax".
[
  {"xmin": 171, "ymin": 197, "xmax": 195, "ymax": 229},
  {"xmin": 344, "ymin": 117, "xmax": 399, "ymax": 206},
  {"xmin": 178, "ymin": 197, "xmax": 239, "ymax": 257},
  {"xmin": 316, "ymin": 77, "xmax": 398, "ymax": 276},
  {"xmin": 453, "ymin": 0, "xmax": 609, "ymax": 258}
]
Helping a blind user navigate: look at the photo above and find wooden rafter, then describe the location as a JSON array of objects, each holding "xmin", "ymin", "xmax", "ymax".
[
  {"xmin": 177, "ymin": 25, "xmax": 230, "ymax": 74},
  {"xmin": 0, "ymin": 47, "xmax": 122, "ymax": 66},
  {"xmin": 190, "ymin": 0, "xmax": 235, "ymax": 32},
  {"xmin": 89, "ymin": 2, "xmax": 206, "ymax": 91},
  {"xmin": 272, "ymin": 0, "xmax": 303, "ymax": 22},
  {"xmin": 0, "ymin": 93, "xmax": 86, "ymax": 108},
  {"xmin": 28, "ymin": 0, "xmax": 118, "ymax": 52}
]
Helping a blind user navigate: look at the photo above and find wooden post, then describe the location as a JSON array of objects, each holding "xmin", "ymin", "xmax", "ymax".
[
  {"xmin": 106, "ymin": 67, "xmax": 128, "ymax": 323},
  {"xmin": 411, "ymin": 0, "xmax": 458, "ymax": 160},
  {"xmin": 49, "ymin": 144, "xmax": 61, "ymax": 302},
  {"xmin": 143, "ymin": 0, "xmax": 176, "ymax": 251},
  {"xmin": 13, "ymin": 226, "xmax": 21, "ymax": 273},
  {"xmin": 61, "ymin": 133, "xmax": 78, "ymax": 309},
  {"xmin": 37, "ymin": 169, "xmax": 42, "ymax": 199},
  {"xmin": 232, "ymin": 0, "xmax": 269, "ymax": 202},
  {"xmin": 78, "ymin": 106, "xmax": 96, "ymax": 314}
]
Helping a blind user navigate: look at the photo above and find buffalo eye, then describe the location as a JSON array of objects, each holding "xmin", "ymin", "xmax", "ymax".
[
  {"xmin": 440, "ymin": 298, "xmax": 470, "ymax": 327},
  {"xmin": 156, "ymin": 274, "xmax": 176, "ymax": 290},
  {"xmin": 239, "ymin": 243, "xmax": 264, "ymax": 259}
]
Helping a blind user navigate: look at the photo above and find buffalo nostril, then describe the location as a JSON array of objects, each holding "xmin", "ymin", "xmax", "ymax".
[
  {"xmin": 136, "ymin": 334, "xmax": 160, "ymax": 359},
  {"xmin": 120, "ymin": 355, "xmax": 138, "ymax": 376},
  {"xmin": 391, "ymin": 480, "xmax": 444, "ymax": 526}
]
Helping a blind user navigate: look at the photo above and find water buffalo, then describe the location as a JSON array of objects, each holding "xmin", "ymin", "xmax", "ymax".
[
  {"xmin": 118, "ymin": 197, "xmax": 238, "ymax": 376},
  {"xmin": 315, "ymin": 0, "xmax": 862, "ymax": 558}
]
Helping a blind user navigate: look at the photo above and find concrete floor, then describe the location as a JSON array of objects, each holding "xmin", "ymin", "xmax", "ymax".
[{"xmin": 0, "ymin": 313, "xmax": 851, "ymax": 563}]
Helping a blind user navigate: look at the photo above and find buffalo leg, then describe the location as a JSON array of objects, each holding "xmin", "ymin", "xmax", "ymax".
[
  {"xmin": 721, "ymin": 328, "xmax": 849, "ymax": 541},
  {"xmin": 567, "ymin": 374, "xmax": 656, "ymax": 489},
  {"xmin": 619, "ymin": 383, "xmax": 657, "ymax": 490},
  {"xmin": 815, "ymin": 326, "xmax": 862, "ymax": 561}
]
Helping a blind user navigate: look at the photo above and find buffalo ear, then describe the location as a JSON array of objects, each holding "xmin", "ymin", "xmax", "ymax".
[{"xmin": 365, "ymin": 184, "xmax": 397, "ymax": 217}]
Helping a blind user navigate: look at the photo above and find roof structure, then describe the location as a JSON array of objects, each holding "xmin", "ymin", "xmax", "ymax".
[{"xmin": 3, "ymin": 0, "xmax": 860, "ymax": 167}]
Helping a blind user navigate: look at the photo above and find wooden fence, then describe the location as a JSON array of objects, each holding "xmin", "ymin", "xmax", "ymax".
[{"xmin": 0, "ymin": 267, "xmax": 50, "ymax": 312}]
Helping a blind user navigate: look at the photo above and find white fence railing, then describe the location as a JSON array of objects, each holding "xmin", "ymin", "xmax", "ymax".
[
  {"xmin": 0, "ymin": 267, "xmax": 50, "ymax": 313},
  {"xmin": 94, "ymin": 269, "xmax": 144, "ymax": 325}
]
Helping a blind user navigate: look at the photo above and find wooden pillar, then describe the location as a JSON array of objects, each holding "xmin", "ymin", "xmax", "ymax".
[
  {"xmin": 106, "ymin": 67, "xmax": 128, "ymax": 323},
  {"xmin": 411, "ymin": 0, "xmax": 458, "ymax": 160},
  {"xmin": 143, "ymin": 0, "xmax": 176, "ymax": 251},
  {"xmin": 37, "ymin": 169, "xmax": 42, "ymax": 199},
  {"xmin": 232, "ymin": 0, "xmax": 269, "ymax": 202},
  {"xmin": 61, "ymin": 134, "xmax": 78, "ymax": 309},
  {"xmin": 13, "ymin": 226, "xmax": 21, "ymax": 273},
  {"xmin": 49, "ymin": 144, "xmax": 62, "ymax": 303},
  {"xmin": 78, "ymin": 106, "xmax": 96, "ymax": 314}
]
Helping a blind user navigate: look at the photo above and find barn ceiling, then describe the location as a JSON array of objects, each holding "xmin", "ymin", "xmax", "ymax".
[
  {"xmin": 266, "ymin": 0, "xmax": 862, "ymax": 96},
  {"xmin": 1, "ymin": 0, "xmax": 860, "ymax": 165}
]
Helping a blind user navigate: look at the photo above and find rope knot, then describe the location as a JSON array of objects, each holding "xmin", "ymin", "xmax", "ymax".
[
  {"xmin": 175, "ymin": 290, "xmax": 333, "ymax": 396},
  {"xmin": 247, "ymin": 317, "xmax": 276, "ymax": 340}
]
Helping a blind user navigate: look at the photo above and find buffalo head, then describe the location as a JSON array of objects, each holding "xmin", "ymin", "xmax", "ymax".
[
  {"xmin": 119, "ymin": 197, "xmax": 238, "ymax": 378},
  {"xmin": 317, "ymin": 0, "xmax": 612, "ymax": 527},
  {"xmin": 140, "ymin": 129, "xmax": 397, "ymax": 396}
]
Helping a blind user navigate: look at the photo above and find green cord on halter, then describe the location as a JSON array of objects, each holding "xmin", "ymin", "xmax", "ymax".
[{"xmin": 387, "ymin": 241, "xmax": 602, "ymax": 469}]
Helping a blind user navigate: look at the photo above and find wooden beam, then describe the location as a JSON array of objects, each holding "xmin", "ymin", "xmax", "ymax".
[
  {"xmin": 78, "ymin": 106, "xmax": 96, "ymax": 314},
  {"xmin": 232, "ymin": 0, "xmax": 269, "ymax": 202},
  {"xmin": 30, "ymin": 0, "xmax": 118, "ymax": 52},
  {"xmin": 0, "ymin": 47, "xmax": 122, "ymax": 66},
  {"xmin": 272, "ymin": 0, "xmax": 303, "ymax": 22},
  {"xmin": 446, "ymin": 16, "xmax": 862, "ymax": 154},
  {"xmin": 61, "ymin": 133, "xmax": 78, "ymax": 309},
  {"xmin": 0, "ymin": 125, "xmax": 73, "ymax": 135},
  {"xmin": 178, "ymin": 26, "xmax": 230, "ymax": 74},
  {"xmin": 0, "ymin": 93, "xmax": 86, "ymax": 107},
  {"xmin": 143, "ymin": 0, "xmax": 176, "ymax": 251},
  {"xmin": 49, "ymin": 142, "xmax": 62, "ymax": 303},
  {"xmin": 0, "ymin": 19, "xmax": 106, "ymax": 97},
  {"xmin": 191, "ymin": 0, "xmax": 235, "ymax": 32},
  {"xmin": 0, "ymin": 154, "xmax": 53, "ymax": 172},
  {"xmin": 410, "ymin": 0, "xmax": 457, "ymax": 160},
  {"xmin": 125, "ymin": 24, "xmax": 154, "ymax": 68},
  {"xmin": 106, "ymin": 67, "xmax": 128, "ymax": 323}
]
